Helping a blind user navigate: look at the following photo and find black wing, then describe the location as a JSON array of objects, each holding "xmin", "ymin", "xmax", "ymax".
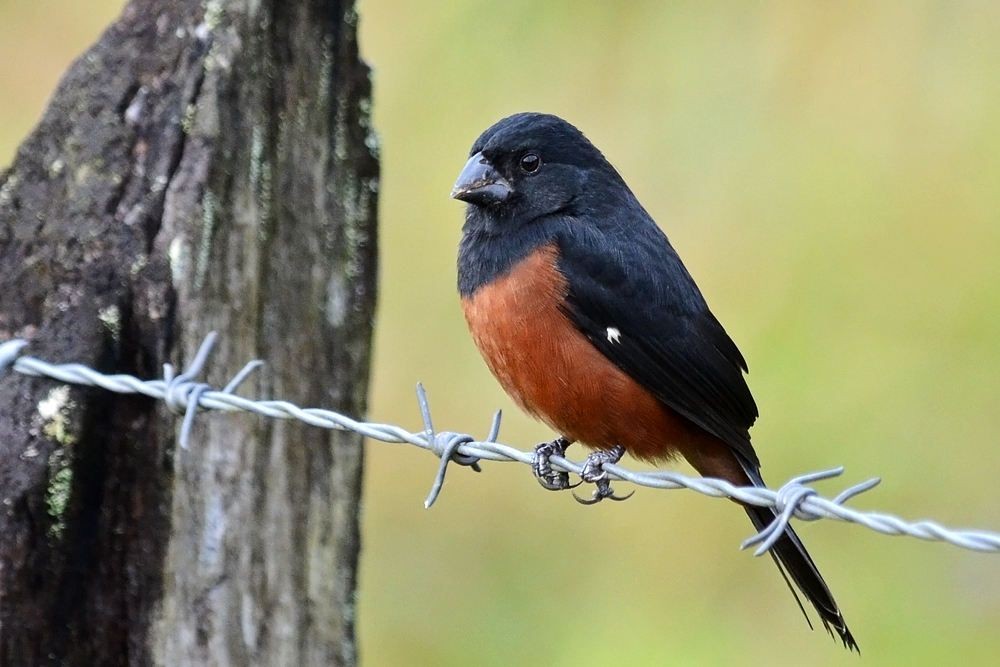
[{"xmin": 556, "ymin": 222, "xmax": 760, "ymax": 468}]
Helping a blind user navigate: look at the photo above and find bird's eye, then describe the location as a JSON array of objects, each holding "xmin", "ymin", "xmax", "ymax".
[{"xmin": 519, "ymin": 152, "xmax": 541, "ymax": 174}]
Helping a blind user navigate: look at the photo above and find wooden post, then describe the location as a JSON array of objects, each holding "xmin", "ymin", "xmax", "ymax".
[{"xmin": 0, "ymin": 2, "xmax": 377, "ymax": 664}]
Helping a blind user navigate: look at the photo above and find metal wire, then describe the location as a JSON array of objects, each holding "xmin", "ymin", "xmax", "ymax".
[{"xmin": 2, "ymin": 333, "xmax": 999, "ymax": 554}]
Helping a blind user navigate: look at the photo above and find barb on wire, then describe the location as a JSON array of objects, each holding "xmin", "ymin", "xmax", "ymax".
[{"xmin": 2, "ymin": 333, "xmax": 999, "ymax": 555}]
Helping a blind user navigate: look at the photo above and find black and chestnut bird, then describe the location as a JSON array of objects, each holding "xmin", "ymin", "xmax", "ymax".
[{"xmin": 452, "ymin": 112, "xmax": 857, "ymax": 650}]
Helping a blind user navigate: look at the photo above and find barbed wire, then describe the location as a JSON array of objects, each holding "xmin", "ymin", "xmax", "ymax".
[{"xmin": 2, "ymin": 332, "xmax": 999, "ymax": 555}]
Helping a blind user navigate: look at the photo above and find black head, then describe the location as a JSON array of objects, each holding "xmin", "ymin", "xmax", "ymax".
[{"xmin": 451, "ymin": 113, "xmax": 623, "ymax": 226}]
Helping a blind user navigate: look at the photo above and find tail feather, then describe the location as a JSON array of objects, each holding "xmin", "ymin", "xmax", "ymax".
[{"xmin": 740, "ymin": 463, "xmax": 859, "ymax": 652}]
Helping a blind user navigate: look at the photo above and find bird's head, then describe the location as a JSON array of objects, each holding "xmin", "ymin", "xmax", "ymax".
[{"xmin": 451, "ymin": 112, "xmax": 621, "ymax": 226}]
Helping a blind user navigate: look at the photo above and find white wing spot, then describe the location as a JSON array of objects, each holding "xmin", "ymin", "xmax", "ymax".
[{"xmin": 606, "ymin": 327, "xmax": 622, "ymax": 344}]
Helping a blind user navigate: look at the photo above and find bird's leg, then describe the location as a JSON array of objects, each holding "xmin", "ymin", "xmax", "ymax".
[
  {"xmin": 532, "ymin": 436, "xmax": 579, "ymax": 491},
  {"xmin": 573, "ymin": 444, "xmax": 635, "ymax": 505}
]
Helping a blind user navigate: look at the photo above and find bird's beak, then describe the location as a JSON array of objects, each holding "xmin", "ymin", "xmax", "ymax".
[{"xmin": 451, "ymin": 152, "xmax": 512, "ymax": 206}]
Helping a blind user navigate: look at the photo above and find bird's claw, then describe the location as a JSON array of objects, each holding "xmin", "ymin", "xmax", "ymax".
[
  {"xmin": 572, "ymin": 445, "xmax": 633, "ymax": 505},
  {"xmin": 572, "ymin": 486, "xmax": 635, "ymax": 505},
  {"xmin": 537, "ymin": 475, "xmax": 583, "ymax": 491},
  {"xmin": 532, "ymin": 437, "xmax": 575, "ymax": 491}
]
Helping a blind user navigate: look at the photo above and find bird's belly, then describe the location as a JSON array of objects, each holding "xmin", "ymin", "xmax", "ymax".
[{"xmin": 461, "ymin": 244, "xmax": 692, "ymax": 461}]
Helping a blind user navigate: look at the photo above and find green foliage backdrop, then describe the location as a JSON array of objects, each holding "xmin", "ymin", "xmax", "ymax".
[{"xmin": 3, "ymin": 2, "xmax": 998, "ymax": 664}]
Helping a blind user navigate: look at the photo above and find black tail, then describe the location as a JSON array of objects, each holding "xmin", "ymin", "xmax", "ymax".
[{"xmin": 741, "ymin": 464, "xmax": 859, "ymax": 652}]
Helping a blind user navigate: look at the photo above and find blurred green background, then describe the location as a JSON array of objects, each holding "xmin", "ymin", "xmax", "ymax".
[{"xmin": 4, "ymin": 1, "xmax": 1000, "ymax": 664}]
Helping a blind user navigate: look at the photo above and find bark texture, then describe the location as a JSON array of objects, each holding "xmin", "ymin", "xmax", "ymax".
[{"xmin": 0, "ymin": 1, "xmax": 377, "ymax": 665}]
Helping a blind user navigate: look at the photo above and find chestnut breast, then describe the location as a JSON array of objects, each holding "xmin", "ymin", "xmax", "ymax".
[{"xmin": 461, "ymin": 243, "xmax": 703, "ymax": 462}]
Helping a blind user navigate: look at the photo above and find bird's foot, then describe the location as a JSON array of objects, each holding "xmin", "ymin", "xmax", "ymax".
[
  {"xmin": 532, "ymin": 437, "xmax": 579, "ymax": 491},
  {"xmin": 573, "ymin": 445, "xmax": 634, "ymax": 505}
]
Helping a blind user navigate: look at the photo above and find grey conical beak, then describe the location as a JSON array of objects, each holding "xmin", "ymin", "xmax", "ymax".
[{"xmin": 451, "ymin": 152, "xmax": 512, "ymax": 206}]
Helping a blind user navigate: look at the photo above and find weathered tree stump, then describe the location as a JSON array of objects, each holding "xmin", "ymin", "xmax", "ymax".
[{"xmin": 0, "ymin": 1, "xmax": 378, "ymax": 665}]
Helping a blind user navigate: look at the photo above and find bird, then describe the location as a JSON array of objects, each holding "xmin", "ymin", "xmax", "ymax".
[{"xmin": 451, "ymin": 112, "xmax": 858, "ymax": 651}]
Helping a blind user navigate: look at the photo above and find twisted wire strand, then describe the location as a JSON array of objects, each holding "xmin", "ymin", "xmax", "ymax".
[{"xmin": 2, "ymin": 334, "xmax": 998, "ymax": 554}]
